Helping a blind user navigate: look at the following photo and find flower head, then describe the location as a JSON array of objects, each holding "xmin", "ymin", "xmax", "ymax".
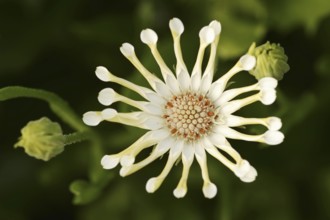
[{"xmin": 83, "ymin": 18, "xmax": 284, "ymax": 198}]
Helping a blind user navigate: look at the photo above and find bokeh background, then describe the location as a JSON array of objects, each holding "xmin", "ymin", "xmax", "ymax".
[{"xmin": 1, "ymin": 0, "xmax": 330, "ymax": 219}]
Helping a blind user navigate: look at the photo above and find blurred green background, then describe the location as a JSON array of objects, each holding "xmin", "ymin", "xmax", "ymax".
[{"xmin": 1, "ymin": 0, "xmax": 330, "ymax": 219}]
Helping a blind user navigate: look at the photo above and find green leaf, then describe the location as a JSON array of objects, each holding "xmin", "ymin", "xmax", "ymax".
[
  {"xmin": 278, "ymin": 92, "xmax": 317, "ymax": 133},
  {"xmin": 70, "ymin": 180, "xmax": 101, "ymax": 205},
  {"xmin": 70, "ymin": 171, "xmax": 114, "ymax": 205},
  {"xmin": 315, "ymin": 54, "xmax": 330, "ymax": 78},
  {"xmin": 209, "ymin": 0, "xmax": 267, "ymax": 59},
  {"xmin": 265, "ymin": 0, "xmax": 330, "ymax": 34}
]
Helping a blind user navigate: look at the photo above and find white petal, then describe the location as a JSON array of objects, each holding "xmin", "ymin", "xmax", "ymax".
[
  {"xmin": 171, "ymin": 140, "xmax": 184, "ymax": 158},
  {"xmin": 140, "ymin": 29, "xmax": 158, "ymax": 45},
  {"xmin": 219, "ymin": 101, "xmax": 243, "ymax": 115},
  {"xmin": 101, "ymin": 155, "xmax": 119, "ymax": 169},
  {"xmin": 169, "ymin": 17, "xmax": 184, "ymax": 35},
  {"xmin": 148, "ymin": 128, "xmax": 170, "ymax": 140},
  {"xmin": 146, "ymin": 177, "xmax": 159, "ymax": 193},
  {"xmin": 95, "ymin": 66, "xmax": 111, "ymax": 82},
  {"xmin": 98, "ymin": 88, "xmax": 117, "ymax": 106},
  {"xmin": 239, "ymin": 54, "xmax": 256, "ymax": 71},
  {"xmin": 208, "ymin": 132, "xmax": 227, "ymax": 146},
  {"xmin": 173, "ymin": 187, "xmax": 187, "ymax": 198},
  {"xmin": 190, "ymin": 73, "xmax": 202, "ymax": 92},
  {"xmin": 101, "ymin": 108, "xmax": 117, "ymax": 119},
  {"xmin": 224, "ymin": 115, "xmax": 242, "ymax": 127},
  {"xmin": 260, "ymin": 89, "xmax": 276, "ymax": 105},
  {"xmin": 234, "ymin": 160, "xmax": 251, "ymax": 178},
  {"xmin": 156, "ymin": 137, "xmax": 174, "ymax": 154},
  {"xmin": 263, "ymin": 130, "xmax": 284, "ymax": 145},
  {"xmin": 83, "ymin": 111, "xmax": 102, "ymax": 126},
  {"xmin": 195, "ymin": 143, "xmax": 206, "ymax": 160},
  {"xmin": 154, "ymin": 82, "xmax": 173, "ymax": 98},
  {"xmin": 207, "ymin": 81, "xmax": 226, "ymax": 101},
  {"xmin": 145, "ymin": 92, "xmax": 166, "ymax": 105},
  {"xmin": 143, "ymin": 116, "xmax": 164, "ymax": 130},
  {"xmin": 165, "ymin": 74, "xmax": 181, "ymax": 94},
  {"xmin": 215, "ymin": 84, "xmax": 258, "ymax": 106},
  {"xmin": 182, "ymin": 144, "xmax": 195, "ymax": 162},
  {"xmin": 209, "ymin": 20, "xmax": 221, "ymax": 35},
  {"xmin": 119, "ymin": 166, "xmax": 131, "ymax": 177},
  {"xmin": 203, "ymin": 182, "xmax": 217, "ymax": 199},
  {"xmin": 177, "ymin": 69, "xmax": 191, "ymax": 91},
  {"xmin": 199, "ymin": 26, "xmax": 215, "ymax": 44},
  {"xmin": 120, "ymin": 155, "xmax": 135, "ymax": 167},
  {"xmin": 213, "ymin": 125, "xmax": 260, "ymax": 142},
  {"xmin": 120, "ymin": 43, "xmax": 135, "ymax": 57},
  {"xmin": 200, "ymin": 136, "xmax": 215, "ymax": 149},
  {"xmin": 240, "ymin": 166, "xmax": 257, "ymax": 183},
  {"xmin": 199, "ymin": 72, "xmax": 213, "ymax": 94},
  {"xmin": 258, "ymin": 77, "xmax": 278, "ymax": 90},
  {"xmin": 267, "ymin": 117, "xmax": 282, "ymax": 130},
  {"xmin": 144, "ymin": 103, "xmax": 164, "ymax": 115}
]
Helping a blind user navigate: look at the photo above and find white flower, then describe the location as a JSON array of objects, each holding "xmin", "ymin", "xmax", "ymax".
[{"xmin": 83, "ymin": 18, "xmax": 284, "ymax": 199}]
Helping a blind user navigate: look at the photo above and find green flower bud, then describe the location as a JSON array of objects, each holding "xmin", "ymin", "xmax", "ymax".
[
  {"xmin": 15, "ymin": 117, "xmax": 65, "ymax": 161},
  {"xmin": 248, "ymin": 42, "xmax": 290, "ymax": 80}
]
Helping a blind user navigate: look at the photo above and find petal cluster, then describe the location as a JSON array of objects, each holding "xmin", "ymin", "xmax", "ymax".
[{"xmin": 83, "ymin": 18, "xmax": 284, "ymax": 198}]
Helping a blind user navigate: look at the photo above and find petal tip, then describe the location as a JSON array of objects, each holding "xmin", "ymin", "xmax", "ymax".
[
  {"xmin": 98, "ymin": 88, "xmax": 116, "ymax": 106},
  {"xmin": 199, "ymin": 26, "xmax": 215, "ymax": 44},
  {"xmin": 146, "ymin": 177, "xmax": 158, "ymax": 193},
  {"xmin": 83, "ymin": 111, "xmax": 102, "ymax": 126},
  {"xmin": 101, "ymin": 155, "xmax": 119, "ymax": 169},
  {"xmin": 263, "ymin": 130, "xmax": 284, "ymax": 145},
  {"xmin": 140, "ymin": 29, "xmax": 158, "ymax": 45},
  {"xmin": 120, "ymin": 43, "xmax": 135, "ymax": 57},
  {"xmin": 95, "ymin": 66, "xmax": 111, "ymax": 82},
  {"xmin": 203, "ymin": 182, "xmax": 217, "ymax": 199},
  {"xmin": 173, "ymin": 187, "xmax": 187, "ymax": 198},
  {"xmin": 169, "ymin": 17, "xmax": 184, "ymax": 35},
  {"xmin": 239, "ymin": 54, "xmax": 256, "ymax": 71}
]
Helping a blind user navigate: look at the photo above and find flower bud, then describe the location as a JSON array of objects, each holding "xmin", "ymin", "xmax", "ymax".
[
  {"xmin": 248, "ymin": 42, "xmax": 290, "ymax": 80},
  {"xmin": 15, "ymin": 117, "xmax": 65, "ymax": 161}
]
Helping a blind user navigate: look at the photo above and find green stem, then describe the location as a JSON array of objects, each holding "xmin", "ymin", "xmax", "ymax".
[
  {"xmin": 0, "ymin": 86, "xmax": 86, "ymax": 132},
  {"xmin": 215, "ymin": 174, "xmax": 232, "ymax": 220},
  {"xmin": 64, "ymin": 131, "xmax": 93, "ymax": 145},
  {"xmin": 63, "ymin": 131, "xmax": 104, "ymax": 183},
  {"xmin": 220, "ymin": 179, "xmax": 231, "ymax": 220}
]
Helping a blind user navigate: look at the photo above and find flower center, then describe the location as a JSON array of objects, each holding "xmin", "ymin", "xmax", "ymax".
[{"xmin": 163, "ymin": 92, "xmax": 218, "ymax": 141}]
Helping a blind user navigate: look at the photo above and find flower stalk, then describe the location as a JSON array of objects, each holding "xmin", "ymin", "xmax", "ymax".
[{"xmin": 0, "ymin": 86, "xmax": 86, "ymax": 132}]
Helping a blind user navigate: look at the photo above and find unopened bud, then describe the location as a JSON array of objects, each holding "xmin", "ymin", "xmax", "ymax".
[
  {"xmin": 248, "ymin": 42, "xmax": 290, "ymax": 80},
  {"xmin": 15, "ymin": 117, "xmax": 65, "ymax": 161}
]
